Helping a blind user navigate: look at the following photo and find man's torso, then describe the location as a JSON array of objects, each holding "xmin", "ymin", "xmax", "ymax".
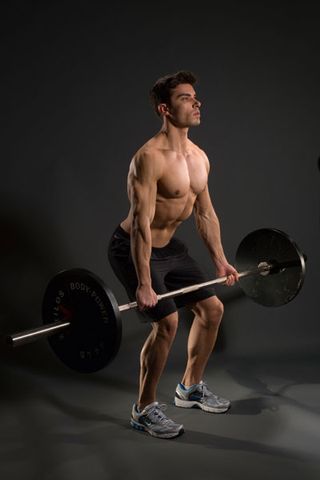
[{"xmin": 121, "ymin": 134, "xmax": 209, "ymax": 246}]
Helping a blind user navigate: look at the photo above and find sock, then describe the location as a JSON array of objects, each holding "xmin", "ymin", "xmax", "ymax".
[{"xmin": 180, "ymin": 383, "xmax": 194, "ymax": 390}]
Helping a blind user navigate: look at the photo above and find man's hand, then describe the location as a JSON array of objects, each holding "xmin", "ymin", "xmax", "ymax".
[
  {"xmin": 215, "ymin": 261, "xmax": 239, "ymax": 286},
  {"xmin": 136, "ymin": 284, "xmax": 159, "ymax": 310}
]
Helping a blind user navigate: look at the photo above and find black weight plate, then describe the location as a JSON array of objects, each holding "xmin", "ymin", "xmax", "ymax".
[
  {"xmin": 42, "ymin": 268, "xmax": 122, "ymax": 373},
  {"xmin": 235, "ymin": 228, "xmax": 306, "ymax": 307}
]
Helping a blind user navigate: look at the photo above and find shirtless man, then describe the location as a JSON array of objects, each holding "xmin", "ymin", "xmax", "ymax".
[{"xmin": 108, "ymin": 71, "xmax": 238, "ymax": 439}]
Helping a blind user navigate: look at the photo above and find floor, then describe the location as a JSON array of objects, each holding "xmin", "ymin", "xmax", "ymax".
[{"xmin": 1, "ymin": 328, "xmax": 320, "ymax": 480}]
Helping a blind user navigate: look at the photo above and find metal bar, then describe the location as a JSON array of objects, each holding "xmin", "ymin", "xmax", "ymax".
[
  {"xmin": 118, "ymin": 265, "xmax": 269, "ymax": 312},
  {"xmin": 8, "ymin": 320, "xmax": 71, "ymax": 347},
  {"xmin": 10, "ymin": 255, "xmax": 302, "ymax": 343}
]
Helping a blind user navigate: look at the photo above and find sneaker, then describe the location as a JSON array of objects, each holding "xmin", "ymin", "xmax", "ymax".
[
  {"xmin": 130, "ymin": 402, "xmax": 184, "ymax": 439},
  {"xmin": 174, "ymin": 381, "xmax": 230, "ymax": 413}
]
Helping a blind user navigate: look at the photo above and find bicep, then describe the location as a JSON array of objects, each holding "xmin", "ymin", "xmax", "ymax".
[
  {"xmin": 129, "ymin": 153, "xmax": 160, "ymax": 222},
  {"xmin": 131, "ymin": 179, "xmax": 157, "ymax": 221},
  {"xmin": 194, "ymin": 185, "xmax": 216, "ymax": 218},
  {"xmin": 193, "ymin": 151, "xmax": 216, "ymax": 214}
]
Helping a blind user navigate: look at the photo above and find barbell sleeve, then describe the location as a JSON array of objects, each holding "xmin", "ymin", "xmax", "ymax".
[{"xmin": 8, "ymin": 320, "xmax": 71, "ymax": 347}]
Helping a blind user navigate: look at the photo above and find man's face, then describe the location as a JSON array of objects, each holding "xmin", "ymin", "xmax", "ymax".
[{"xmin": 163, "ymin": 83, "xmax": 201, "ymax": 128}]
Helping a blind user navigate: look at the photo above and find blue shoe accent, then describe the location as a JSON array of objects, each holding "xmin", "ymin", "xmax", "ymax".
[
  {"xmin": 130, "ymin": 402, "xmax": 184, "ymax": 439},
  {"xmin": 174, "ymin": 381, "xmax": 231, "ymax": 413}
]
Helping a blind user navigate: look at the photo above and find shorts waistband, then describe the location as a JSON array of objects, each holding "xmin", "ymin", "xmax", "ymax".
[
  {"xmin": 113, "ymin": 224, "xmax": 130, "ymax": 240},
  {"xmin": 111, "ymin": 225, "xmax": 187, "ymax": 258}
]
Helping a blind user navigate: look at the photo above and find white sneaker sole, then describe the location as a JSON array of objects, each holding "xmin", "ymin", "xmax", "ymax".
[{"xmin": 174, "ymin": 397, "xmax": 230, "ymax": 413}]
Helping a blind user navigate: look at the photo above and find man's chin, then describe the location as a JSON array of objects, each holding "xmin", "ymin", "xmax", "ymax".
[{"xmin": 191, "ymin": 118, "xmax": 201, "ymax": 127}]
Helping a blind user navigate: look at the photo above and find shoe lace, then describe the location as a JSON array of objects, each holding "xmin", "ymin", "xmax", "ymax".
[
  {"xmin": 198, "ymin": 381, "xmax": 215, "ymax": 399},
  {"xmin": 148, "ymin": 403, "xmax": 174, "ymax": 425}
]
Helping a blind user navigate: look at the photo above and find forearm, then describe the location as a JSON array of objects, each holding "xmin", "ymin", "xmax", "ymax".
[
  {"xmin": 131, "ymin": 215, "xmax": 152, "ymax": 287},
  {"xmin": 195, "ymin": 210, "xmax": 227, "ymax": 265}
]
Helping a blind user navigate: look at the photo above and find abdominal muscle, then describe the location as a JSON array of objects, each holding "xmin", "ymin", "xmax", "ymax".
[{"xmin": 121, "ymin": 191, "xmax": 196, "ymax": 247}]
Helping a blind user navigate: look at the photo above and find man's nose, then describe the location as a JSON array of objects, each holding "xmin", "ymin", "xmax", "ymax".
[{"xmin": 193, "ymin": 98, "xmax": 201, "ymax": 108}]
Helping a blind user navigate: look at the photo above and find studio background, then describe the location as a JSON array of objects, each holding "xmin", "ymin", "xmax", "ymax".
[{"xmin": 1, "ymin": 2, "xmax": 319, "ymax": 480}]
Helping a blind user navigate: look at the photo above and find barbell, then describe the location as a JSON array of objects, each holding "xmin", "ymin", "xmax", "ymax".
[{"xmin": 5, "ymin": 228, "xmax": 306, "ymax": 373}]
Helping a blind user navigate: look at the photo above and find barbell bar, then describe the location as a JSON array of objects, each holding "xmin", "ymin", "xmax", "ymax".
[
  {"xmin": 5, "ymin": 228, "xmax": 306, "ymax": 373},
  {"xmin": 8, "ymin": 263, "xmax": 268, "ymax": 347},
  {"xmin": 120, "ymin": 263, "xmax": 268, "ymax": 311}
]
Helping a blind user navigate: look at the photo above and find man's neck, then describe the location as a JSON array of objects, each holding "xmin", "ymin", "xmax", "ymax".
[{"xmin": 159, "ymin": 122, "xmax": 189, "ymax": 154}]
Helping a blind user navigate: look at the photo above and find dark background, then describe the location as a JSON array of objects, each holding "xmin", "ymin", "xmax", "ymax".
[
  {"xmin": 1, "ymin": 1, "xmax": 319, "ymax": 479},
  {"xmin": 1, "ymin": 0, "xmax": 319, "ymax": 355}
]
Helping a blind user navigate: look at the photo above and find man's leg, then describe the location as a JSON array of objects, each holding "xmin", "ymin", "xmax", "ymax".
[
  {"xmin": 138, "ymin": 312, "xmax": 178, "ymax": 409},
  {"xmin": 182, "ymin": 295, "xmax": 224, "ymax": 387},
  {"xmin": 131, "ymin": 311, "xmax": 184, "ymax": 439},
  {"xmin": 175, "ymin": 295, "xmax": 230, "ymax": 413}
]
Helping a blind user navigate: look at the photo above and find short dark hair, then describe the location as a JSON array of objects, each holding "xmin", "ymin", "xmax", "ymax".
[{"xmin": 149, "ymin": 70, "xmax": 197, "ymax": 116}]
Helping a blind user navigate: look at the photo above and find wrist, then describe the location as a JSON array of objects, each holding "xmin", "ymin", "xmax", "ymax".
[
  {"xmin": 138, "ymin": 281, "xmax": 152, "ymax": 289},
  {"xmin": 211, "ymin": 253, "xmax": 227, "ymax": 266}
]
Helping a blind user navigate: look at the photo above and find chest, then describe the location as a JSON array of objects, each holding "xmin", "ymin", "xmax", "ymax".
[{"xmin": 158, "ymin": 154, "xmax": 208, "ymax": 198}]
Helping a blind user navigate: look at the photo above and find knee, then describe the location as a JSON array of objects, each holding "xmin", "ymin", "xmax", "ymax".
[
  {"xmin": 154, "ymin": 313, "xmax": 178, "ymax": 343},
  {"xmin": 192, "ymin": 297, "xmax": 224, "ymax": 328}
]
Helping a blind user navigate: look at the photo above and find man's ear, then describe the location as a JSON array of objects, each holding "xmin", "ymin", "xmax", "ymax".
[{"xmin": 157, "ymin": 103, "xmax": 170, "ymax": 116}]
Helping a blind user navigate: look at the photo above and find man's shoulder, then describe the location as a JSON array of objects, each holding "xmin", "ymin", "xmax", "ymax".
[
  {"xmin": 188, "ymin": 141, "xmax": 209, "ymax": 162},
  {"xmin": 133, "ymin": 139, "xmax": 166, "ymax": 163},
  {"xmin": 188, "ymin": 139, "xmax": 205, "ymax": 155},
  {"xmin": 129, "ymin": 140, "xmax": 166, "ymax": 179}
]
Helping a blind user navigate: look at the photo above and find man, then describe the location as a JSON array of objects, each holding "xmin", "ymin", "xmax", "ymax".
[{"xmin": 108, "ymin": 70, "xmax": 238, "ymax": 439}]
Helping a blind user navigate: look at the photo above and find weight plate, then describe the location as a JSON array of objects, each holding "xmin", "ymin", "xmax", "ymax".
[
  {"xmin": 42, "ymin": 268, "xmax": 122, "ymax": 373},
  {"xmin": 235, "ymin": 228, "xmax": 306, "ymax": 307}
]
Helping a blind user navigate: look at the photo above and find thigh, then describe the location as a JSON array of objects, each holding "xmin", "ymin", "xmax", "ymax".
[
  {"xmin": 108, "ymin": 231, "xmax": 177, "ymax": 322},
  {"xmin": 165, "ymin": 253, "xmax": 217, "ymax": 308},
  {"xmin": 108, "ymin": 228, "xmax": 137, "ymax": 300},
  {"xmin": 142, "ymin": 262, "xmax": 179, "ymax": 322}
]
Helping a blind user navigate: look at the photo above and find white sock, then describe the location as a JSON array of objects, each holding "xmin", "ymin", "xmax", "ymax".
[{"xmin": 181, "ymin": 383, "xmax": 194, "ymax": 390}]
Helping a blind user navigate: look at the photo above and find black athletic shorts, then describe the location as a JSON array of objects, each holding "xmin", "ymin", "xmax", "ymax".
[{"xmin": 107, "ymin": 225, "xmax": 216, "ymax": 322}]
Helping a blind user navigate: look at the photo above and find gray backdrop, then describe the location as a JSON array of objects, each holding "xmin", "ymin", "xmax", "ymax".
[
  {"xmin": 1, "ymin": 0, "xmax": 319, "ymax": 363},
  {"xmin": 1, "ymin": 3, "xmax": 320, "ymax": 480}
]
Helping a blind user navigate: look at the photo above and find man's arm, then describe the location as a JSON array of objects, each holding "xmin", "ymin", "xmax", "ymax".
[
  {"xmin": 193, "ymin": 182, "xmax": 239, "ymax": 285},
  {"xmin": 129, "ymin": 150, "xmax": 163, "ymax": 308}
]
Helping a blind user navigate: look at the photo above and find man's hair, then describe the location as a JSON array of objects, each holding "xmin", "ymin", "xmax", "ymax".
[{"xmin": 149, "ymin": 70, "xmax": 197, "ymax": 116}]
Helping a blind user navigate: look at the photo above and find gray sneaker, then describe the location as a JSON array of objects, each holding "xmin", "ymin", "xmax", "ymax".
[
  {"xmin": 130, "ymin": 402, "xmax": 184, "ymax": 439},
  {"xmin": 174, "ymin": 381, "xmax": 230, "ymax": 413}
]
